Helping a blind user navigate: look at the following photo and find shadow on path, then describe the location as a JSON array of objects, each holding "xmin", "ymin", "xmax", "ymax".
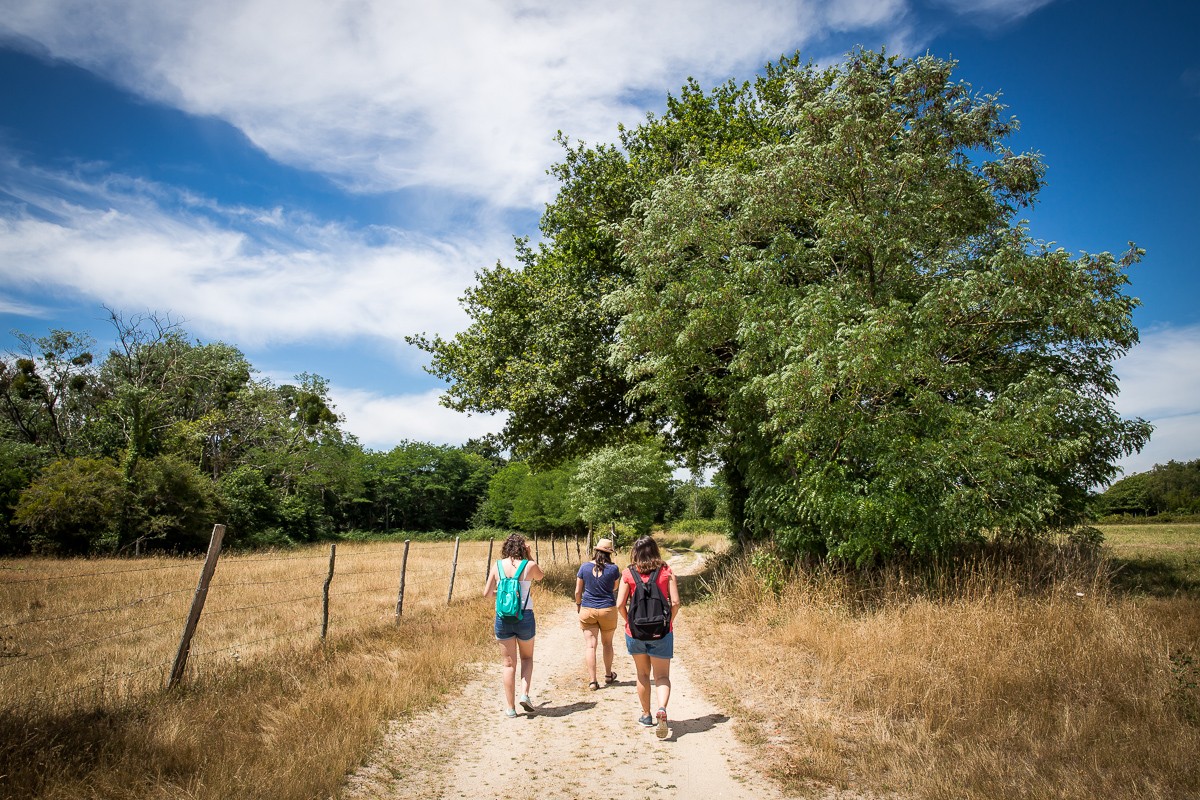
[
  {"xmin": 527, "ymin": 700, "xmax": 597, "ymax": 718},
  {"xmin": 662, "ymin": 712, "xmax": 730, "ymax": 741}
]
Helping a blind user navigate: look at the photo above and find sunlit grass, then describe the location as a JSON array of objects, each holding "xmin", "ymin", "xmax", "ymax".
[
  {"xmin": 694, "ymin": 536, "xmax": 1200, "ymax": 800},
  {"xmin": 0, "ymin": 537, "xmax": 576, "ymax": 800}
]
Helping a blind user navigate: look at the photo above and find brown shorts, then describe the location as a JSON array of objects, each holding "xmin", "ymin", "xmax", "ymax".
[{"xmin": 578, "ymin": 605, "xmax": 618, "ymax": 633}]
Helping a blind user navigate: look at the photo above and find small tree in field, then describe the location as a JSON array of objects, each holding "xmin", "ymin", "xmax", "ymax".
[{"xmin": 570, "ymin": 442, "xmax": 671, "ymax": 540}]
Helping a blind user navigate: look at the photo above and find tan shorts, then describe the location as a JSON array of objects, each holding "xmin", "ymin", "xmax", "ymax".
[{"xmin": 578, "ymin": 605, "xmax": 618, "ymax": 633}]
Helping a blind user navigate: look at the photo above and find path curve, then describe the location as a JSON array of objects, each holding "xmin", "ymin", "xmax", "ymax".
[{"xmin": 342, "ymin": 550, "xmax": 785, "ymax": 800}]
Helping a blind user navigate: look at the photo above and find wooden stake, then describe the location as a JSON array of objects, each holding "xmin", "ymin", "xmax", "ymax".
[
  {"xmin": 321, "ymin": 543, "xmax": 336, "ymax": 640},
  {"xmin": 395, "ymin": 540, "xmax": 411, "ymax": 621},
  {"xmin": 168, "ymin": 524, "xmax": 225, "ymax": 689}
]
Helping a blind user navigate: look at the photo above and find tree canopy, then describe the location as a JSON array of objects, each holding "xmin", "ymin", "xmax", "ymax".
[{"xmin": 414, "ymin": 48, "xmax": 1151, "ymax": 563}]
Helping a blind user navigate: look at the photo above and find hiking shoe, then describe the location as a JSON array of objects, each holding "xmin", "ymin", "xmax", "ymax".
[
  {"xmin": 519, "ymin": 695, "xmax": 535, "ymax": 713},
  {"xmin": 656, "ymin": 708, "xmax": 668, "ymax": 739},
  {"xmin": 638, "ymin": 713, "xmax": 655, "ymax": 728}
]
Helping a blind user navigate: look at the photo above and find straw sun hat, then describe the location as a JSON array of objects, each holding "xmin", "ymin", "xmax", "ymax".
[{"xmin": 593, "ymin": 538, "xmax": 615, "ymax": 554}]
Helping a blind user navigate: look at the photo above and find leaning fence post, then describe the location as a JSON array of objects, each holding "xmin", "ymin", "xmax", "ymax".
[
  {"xmin": 485, "ymin": 538, "xmax": 495, "ymax": 583},
  {"xmin": 321, "ymin": 543, "xmax": 337, "ymax": 640},
  {"xmin": 447, "ymin": 536, "xmax": 461, "ymax": 605},
  {"xmin": 534, "ymin": 534, "xmax": 539, "ymax": 562},
  {"xmin": 168, "ymin": 524, "xmax": 226, "ymax": 689},
  {"xmin": 395, "ymin": 539, "xmax": 411, "ymax": 621}
]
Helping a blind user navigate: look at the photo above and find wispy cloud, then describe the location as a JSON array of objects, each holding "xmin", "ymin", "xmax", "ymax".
[
  {"xmin": 330, "ymin": 386, "xmax": 504, "ymax": 451},
  {"xmin": 1113, "ymin": 324, "xmax": 1200, "ymax": 476},
  {"xmin": 0, "ymin": 0, "xmax": 924, "ymax": 207},
  {"xmin": 0, "ymin": 159, "xmax": 505, "ymax": 353}
]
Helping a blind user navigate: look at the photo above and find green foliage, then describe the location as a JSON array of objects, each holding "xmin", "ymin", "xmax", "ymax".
[
  {"xmin": 13, "ymin": 457, "xmax": 124, "ymax": 554},
  {"xmin": 129, "ymin": 454, "xmax": 220, "ymax": 552},
  {"xmin": 1096, "ymin": 460, "xmax": 1200, "ymax": 517},
  {"xmin": 418, "ymin": 47, "xmax": 1150, "ymax": 565},
  {"xmin": 666, "ymin": 480, "xmax": 724, "ymax": 521},
  {"xmin": 569, "ymin": 441, "xmax": 671, "ymax": 536}
]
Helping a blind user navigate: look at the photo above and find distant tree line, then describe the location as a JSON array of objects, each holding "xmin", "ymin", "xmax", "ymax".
[
  {"xmin": 1094, "ymin": 460, "xmax": 1200, "ymax": 517},
  {"xmin": 0, "ymin": 313, "xmax": 722, "ymax": 555}
]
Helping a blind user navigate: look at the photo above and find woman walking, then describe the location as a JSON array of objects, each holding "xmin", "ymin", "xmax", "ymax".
[
  {"xmin": 484, "ymin": 533, "xmax": 545, "ymax": 717},
  {"xmin": 575, "ymin": 537, "xmax": 621, "ymax": 690},
  {"xmin": 616, "ymin": 535, "xmax": 681, "ymax": 739}
]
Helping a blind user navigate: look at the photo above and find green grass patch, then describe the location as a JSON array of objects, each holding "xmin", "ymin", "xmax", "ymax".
[{"xmin": 1099, "ymin": 523, "xmax": 1200, "ymax": 597}]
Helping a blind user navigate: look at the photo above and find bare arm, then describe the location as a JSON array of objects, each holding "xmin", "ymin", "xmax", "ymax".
[
  {"xmin": 616, "ymin": 579, "xmax": 631, "ymax": 624},
  {"xmin": 483, "ymin": 562, "xmax": 498, "ymax": 597},
  {"xmin": 668, "ymin": 573, "xmax": 681, "ymax": 624},
  {"xmin": 574, "ymin": 577, "xmax": 585, "ymax": 610}
]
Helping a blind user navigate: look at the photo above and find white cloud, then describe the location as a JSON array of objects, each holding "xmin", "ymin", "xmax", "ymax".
[
  {"xmin": 330, "ymin": 385, "xmax": 504, "ymax": 451},
  {"xmin": 0, "ymin": 161, "xmax": 505, "ymax": 353},
  {"xmin": 0, "ymin": 0, "xmax": 910, "ymax": 207},
  {"xmin": 929, "ymin": 0, "xmax": 1055, "ymax": 24},
  {"xmin": 1112, "ymin": 324, "xmax": 1200, "ymax": 476}
]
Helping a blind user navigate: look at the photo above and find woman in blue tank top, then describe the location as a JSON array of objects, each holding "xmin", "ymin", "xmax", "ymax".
[{"xmin": 574, "ymin": 537, "xmax": 621, "ymax": 690}]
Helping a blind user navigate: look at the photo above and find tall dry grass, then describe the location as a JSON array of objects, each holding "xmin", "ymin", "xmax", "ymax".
[
  {"xmin": 0, "ymin": 539, "xmax": 578, "ymax": 800},
  {"xmin": 697, "ymin": 543, "xmax": 1200, "ymax": 800}
]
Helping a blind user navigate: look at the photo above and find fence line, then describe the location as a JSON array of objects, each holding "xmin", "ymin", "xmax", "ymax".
[
  {"xmin": 0, "ymin": 561, "xmax": 200, "ymax": 584},
  {"xmin": 2, "ymin": 532, "xmax": 589, "ymax": 707},
  {"xmin": 0, "ymin": 586, "xmax": 193, "ymax": 630}
]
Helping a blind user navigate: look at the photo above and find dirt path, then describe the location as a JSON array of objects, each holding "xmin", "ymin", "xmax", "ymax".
[{"xmin": 343, "ymin": 551, "xmax": 787, "ymax": 800}]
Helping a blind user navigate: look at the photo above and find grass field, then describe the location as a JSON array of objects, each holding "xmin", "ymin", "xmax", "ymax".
[
  {"xmin": 1101, "ymin": 522, "xmax": 1200, "ymax": 596},
  {"xmin": 693, "ymin": 525, "xmax": 1200, "ymax": 800},
  {"xmin": 2, "ymin": 525, "xmax": 1197, "ymax": 799}
]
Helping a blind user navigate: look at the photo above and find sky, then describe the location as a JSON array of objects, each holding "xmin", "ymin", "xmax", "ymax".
[{"xmin": 0, "ymin": 0, "xmax": 1197, "ymax": 481}]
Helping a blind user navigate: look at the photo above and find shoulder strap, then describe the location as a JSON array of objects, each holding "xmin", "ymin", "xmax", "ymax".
[
  {"xmin": 496, "ymin": 559, "xmax": 506, "ymax": 579},
  {"xmin": 513, "ymin": 559, "xmax": 528, "ymax": 580},
  {"xmin": 644, "ymin": 566, "xmax": 665, "ymax": 600}
]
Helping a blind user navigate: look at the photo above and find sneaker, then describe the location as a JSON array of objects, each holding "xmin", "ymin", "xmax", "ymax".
[
  {"xmin": 638, "ymin": 713, "xmax": 655, "ymax": 728},
  {"xmin": 656, "ymin": 708, "xmax": 668, "ymax": 739},
  {"xmin": 503, "ymin": 707, "xmax": 517, "ymax": 718},
  {"xmin": 519, "ymin": 695, "xmax": 535, "ymax": 713}
]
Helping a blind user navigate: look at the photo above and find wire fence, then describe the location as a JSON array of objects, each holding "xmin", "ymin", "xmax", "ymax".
[{"xmin": 0, "ymin": 528, "xmax": 589, "ymax": 714}]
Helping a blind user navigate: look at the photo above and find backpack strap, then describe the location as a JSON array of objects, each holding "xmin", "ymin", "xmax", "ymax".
[{"xmin": 515, "ymin": 559, "xmax": 530, "ymax": 613}]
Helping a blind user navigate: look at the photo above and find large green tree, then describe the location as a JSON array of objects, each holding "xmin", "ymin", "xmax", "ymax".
[{"xmin": 416, "ymin": 48, "xmax": 1150, "ymax": 562}]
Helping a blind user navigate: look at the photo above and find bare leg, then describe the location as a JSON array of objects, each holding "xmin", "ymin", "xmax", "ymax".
[
  {"xmin": 517, "ymin": 636, "xmax": 536, "ymax": 701},
  {"xmin": 582, "ymin": 627, "xmax": 599, "ymax": 684},
  {"xmin": 498, "ymin": 637, "xmax": 518, "ymax": 711},
  {"xmin": 649, "ymin": 655, "xmax": 672, "ymax": 711},
  {"xmin": 600, "ymin": 627, "xmax": 616, "ymax": 679},
  {"xmin": 631, "ymin": 653, "xmax": 653, "ymax": 715}
]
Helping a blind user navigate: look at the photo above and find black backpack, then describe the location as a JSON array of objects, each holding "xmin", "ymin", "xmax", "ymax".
[{"xmin": 627, "ymin": 566, "xmax": 671, "ymax": 641}]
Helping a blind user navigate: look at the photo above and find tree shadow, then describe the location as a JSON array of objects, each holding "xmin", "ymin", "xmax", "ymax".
[
  {"xmin": 526, "ymin": 700, "xmax": 597, "ymax": 718},
  {"xmin": 659, "ymin": 712, "xmax": 730, "ymax": 741}
]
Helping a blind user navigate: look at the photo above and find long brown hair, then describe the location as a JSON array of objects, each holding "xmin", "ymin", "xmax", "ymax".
[
  {"xmin": 631, "ymin": 536, "xmax": 665, "ymax": 575},
  {"xmin": 501, "ymin": 533, "xmax": 531, "ymax": 560},
  {"xmin": 591, "ymin": 547, "xmax": 613, "ymax": 577}
]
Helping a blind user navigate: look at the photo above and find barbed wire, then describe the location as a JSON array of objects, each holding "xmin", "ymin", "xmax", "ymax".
[
  {"xmin": 0, "ymin": 586, "xmax": 193, "ymax": 630},
  {"xmin": 0, "ymin": 560, "xmax": 200, "ymax": 584},
  {"xmin": 190, "ymin": 620, "xmax": 323, "ymax": 658},
  {"xmin": 210, "ymin": 571, "xmax": 329, "ymax": 589},
  {"xmin": 0, "ymin": 616, "xmax": 181, "ymax": 669},
  {"xmin": 203, "ymin": 592, "xmax": 324, "ymax": 617}
]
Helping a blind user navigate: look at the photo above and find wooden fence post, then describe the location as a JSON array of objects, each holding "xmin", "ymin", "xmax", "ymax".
[
  {"xmin": 575, "ymin": 535, "xmax": 581, "ymax": 561},
  {"xmin": 534, "ymin": 534, "xmax": 539, "ymax": 562},
  {"xmin": 168, "ymin": 524, "xmax": 225, "ymax": 689},
  {"xmin": 321, "ymin": 543, "xmax": 336, "ymax": 640},
  {"xmin": 485, "ymin": 538, "xmax": 495, "ymax": 583},
  {"xmin": 550, "ymin": 533, "xmax": 556, "ymax": 563},
  {"xmin": 447, "ymin": 537, "xmax": 461, "ymax": 605},
  {"xmin": 395, "ymin": 539, "xmax": 411, "ymax": 621}
]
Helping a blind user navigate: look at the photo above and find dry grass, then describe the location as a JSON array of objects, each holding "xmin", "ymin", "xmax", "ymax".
[
  {"xmin": 695, "ymin": 541, "xmax": 1200, "ymax": 800},
  {"xmin": 0, "ymin": 538, "xmax": 574, "ymax": 800}
]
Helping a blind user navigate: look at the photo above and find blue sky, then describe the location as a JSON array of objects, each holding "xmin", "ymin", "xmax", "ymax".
[{"xmin": 0, "ymin": 0, "xmax": 1197, "ymax": 479}]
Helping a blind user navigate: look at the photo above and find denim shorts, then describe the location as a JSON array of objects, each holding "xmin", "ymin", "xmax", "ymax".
[
  {"xmin": 625, "ymin": 630, "xmax": 673, "ymax": 659},
  {"xmin": 494, "ymin": 611, "xmax": 536, "ymax": 641}
]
